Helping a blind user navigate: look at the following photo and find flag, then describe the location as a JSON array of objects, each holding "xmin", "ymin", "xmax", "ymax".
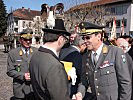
[
  {"xmin": 110, "ymin": 17, "xmax": 116, "ymax": 40},
  {"xmin": 121, "ymin": 17, "xmax": 125, "ymax": 36}
]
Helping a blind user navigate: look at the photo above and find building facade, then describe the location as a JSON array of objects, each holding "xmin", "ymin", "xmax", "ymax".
[
  {"xmin": 6, "ymin": 7, "xmax": 44, "ymax": 48},
  {"xmin": 66, "ymin": 0, "xmax": 133, "ymax": 37}
]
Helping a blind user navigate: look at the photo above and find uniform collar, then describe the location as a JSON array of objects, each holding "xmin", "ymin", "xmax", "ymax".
[
  {"xmin": 41, "ymin": 45, "xmax": 59, "ymax": 57},
  {"xmin": 92, "ymin": 43, "xmax": 103, "ymax": 57},
  {"xmin": 21, "ymin": 46, "xmax": 30, "ymax": 54}
]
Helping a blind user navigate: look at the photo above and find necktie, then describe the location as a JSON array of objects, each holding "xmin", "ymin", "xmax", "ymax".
[
  {"xmin": 25, "ymin": 49, "xmax": 28, "ymax": 57},
  {"xmin": 93, "ymin": 52, "xmax": 97, "ymax": 66}
]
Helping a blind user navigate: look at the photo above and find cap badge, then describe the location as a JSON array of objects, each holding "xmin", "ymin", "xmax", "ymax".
[{"xmin": 81, "ymin": 28, "xmax": 86, "ymax": 33}]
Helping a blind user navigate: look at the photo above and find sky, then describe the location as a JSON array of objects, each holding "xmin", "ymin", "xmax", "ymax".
[{"xmin": 3, "ymin": 0, "xmax": 95, "ymax": 13}]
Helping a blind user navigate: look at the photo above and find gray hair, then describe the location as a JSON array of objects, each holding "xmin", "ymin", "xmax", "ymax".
[{"xmin": 72, "ymin": 34, "xmax": 84, "ymax": 46}]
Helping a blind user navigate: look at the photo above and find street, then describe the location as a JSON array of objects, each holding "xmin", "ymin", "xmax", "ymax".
[{"xmin": 0, "ymin": 49, "xmax": 13, "ymax": 100}]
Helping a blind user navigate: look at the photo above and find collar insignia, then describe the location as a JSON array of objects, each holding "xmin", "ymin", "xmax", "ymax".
[
  {"xmin": 19, "ymin": 50, "xmax": 23, "ymax": 56},
  {"xmin": 30, "ymin": 48, "xmax": 33, "ymax": 53},
  {"xmin": 102, "ymin": 46, "xmax": 108, "ymax": 54}
]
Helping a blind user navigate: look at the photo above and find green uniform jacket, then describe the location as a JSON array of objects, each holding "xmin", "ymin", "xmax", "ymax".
[
  {"xmin": 80, "ymin": 44, "xmax": 131, "ymax": 100},
  {"xmin": 7, "ymin": 46, "xmax": 37, "ymax": 98},
  {"xmin": 29, "ymin": 46, "xmax": 70, "ymax": 100}
]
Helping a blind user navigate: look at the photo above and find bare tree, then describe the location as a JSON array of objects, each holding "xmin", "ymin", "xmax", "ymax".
[{"xmin": 64, "ymin": 1, "xmax": 114, "ymax": 30}]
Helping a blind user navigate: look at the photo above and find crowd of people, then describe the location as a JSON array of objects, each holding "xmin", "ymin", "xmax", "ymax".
[{"xmin": 6, "ymin": 9, "xmax": 133, "ymax": 100}]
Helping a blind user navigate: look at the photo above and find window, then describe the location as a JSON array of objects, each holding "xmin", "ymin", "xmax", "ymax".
[
  {"xmin": 116, "ymin": 33, "xmax": 120, "ymax": 37},
  {"xmin": 124, "ymin": 19, "xmax": 127, "ymax": 27},
  {"xmin": 123, "ymin": 5, "xmax": 128, "ymax": 14},
  {"xmin": 116, "ymin": 6, "xmax": 122, "ymax": 15},
  {"xmin": 116, "ymin": 20, "xmax": 121, "ymax": 28},
  {"xmin": 14, "ymin": 28, "xmax": 18, "ymax": 33},
  {"xmin": 29, "ymin": 22, "xmax": 32, "ymax": 27},
  {"xmin": 15, "ymin": 21, "xmax": 18, "ymax": 26},
  {"xmin": 22, "ymin": 21, "xmax": 25, "ymax": 28},
  {"xmin": 111, "ymin": 7, "xmax": 115, "ymax": 14}
]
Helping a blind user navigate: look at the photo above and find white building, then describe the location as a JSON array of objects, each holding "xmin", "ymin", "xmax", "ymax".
[{"xmin": 7, "ymin": 7, "xmax": 45, "ymax": 48}]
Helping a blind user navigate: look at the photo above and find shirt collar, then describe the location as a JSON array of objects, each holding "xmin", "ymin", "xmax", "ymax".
[
  {"xmin": 92, "ymin": 43, "xmax": 103, "ymax": 56},
  {"xmin": 41, "ymin": 45, "xmax": 59, "ymax": 57},
  {"xmin": 71, "ymin": 45, "xmax": 80, "ymax": 52},
  {"xmin": 21, "ymin": 47, "xmax": 30, "ymax": 54}
]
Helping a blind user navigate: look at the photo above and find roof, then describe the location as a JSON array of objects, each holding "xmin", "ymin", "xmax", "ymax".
[
  {"xmin": 12, "ymin": 8, "xmax": 41, "ymax": 20},
  {"xmin": 66, "ymin": 0, "xmax": 129, "ymax": 13}
]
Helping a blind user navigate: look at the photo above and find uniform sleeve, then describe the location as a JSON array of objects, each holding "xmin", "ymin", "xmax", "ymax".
[
  {"xmin": 46, "ymin": 63, "xmax": 70, "ymax": 100},
  {"xmin": 115, "ymin": 48, "xmax": 131, "ymax": 100},
  {"xmin": 6, "ymin": 52, "xmax": 25, "ymax": 81},
  {"xmin": 77, "ymin": 53, "xmax": 88, "ymax": 98}
]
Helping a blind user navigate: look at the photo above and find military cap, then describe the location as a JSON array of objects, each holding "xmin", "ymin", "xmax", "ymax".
[
  {"xmin": 79, "ymin": 22, "xmax": 104, "ymax": 35},
  {"xmin": 42, "ymin": 19, "xmax": 70, "ymax": 36},
  {"xmin": 20, "ymin": 28, "xmax": 33, "ymax": 39}
]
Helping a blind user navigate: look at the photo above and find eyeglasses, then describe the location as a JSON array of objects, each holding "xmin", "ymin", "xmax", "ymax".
[
  {"xmin": 62, "ymin": 35, "xmax": 69, "ymax": 43},
  {"xmin": 82, "ymin": 36, "xmax": 91, "ymax": 40}
]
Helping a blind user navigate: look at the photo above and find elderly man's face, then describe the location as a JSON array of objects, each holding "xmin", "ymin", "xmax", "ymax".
[
  {"xmin": 116, "ymin": 38, "xmax": 129, "ymax": 53},
  {"xmin": 20, "ymin": 38, "xmax": 32, "ymax": 48},
  {"xmin": 82, "ymin": 33, "xmax": 101, "ymax": 51}
]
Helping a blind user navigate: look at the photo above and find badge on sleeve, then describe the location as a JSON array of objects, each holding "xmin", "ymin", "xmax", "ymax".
[{"xmin": 121, "ymin": 55, "xmax": 126, "ymax": 63}]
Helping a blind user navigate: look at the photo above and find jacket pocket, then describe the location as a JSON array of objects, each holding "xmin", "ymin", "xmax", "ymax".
[{"xmin": 99, "ymin": 66, "xmax": 117, "ymax": 86}]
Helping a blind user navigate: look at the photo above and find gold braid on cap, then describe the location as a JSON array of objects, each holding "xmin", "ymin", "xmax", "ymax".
[
  {"xmin": 21, "ymin": 33, "xmax": 32, "ymax": 39},
  {"xmin": 81, "ymin": 29, "xmax": 103, "ymax": 35}
]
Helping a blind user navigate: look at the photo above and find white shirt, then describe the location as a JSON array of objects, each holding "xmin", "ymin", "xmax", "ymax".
[
  {"xmin": 71, "ymin": 45, "xmax": 80, "ymax": 53},
  {"xmin": 41, "ymin": 45, "xmax": 58, "ymax": 57},
  {"xmin": 92, "ymin": 43, "xmax": 103, "ymax": 61},
  {"xmin": 21, "ymin": 47, "xmax": 30, "ymax": 54}
]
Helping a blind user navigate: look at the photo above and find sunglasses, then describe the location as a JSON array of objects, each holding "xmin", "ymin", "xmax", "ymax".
[
  {"xmin": 23, "ymin": 38, "xmax": 32, "ymax": 41},
  {"xmin": 82, "ymin": 36, "xmax": 91, "ymax": 40}
]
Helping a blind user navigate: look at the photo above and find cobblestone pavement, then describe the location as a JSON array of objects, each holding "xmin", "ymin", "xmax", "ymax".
[{"xmin": 0, "ymin": 49, "xmax": 13, "ymax": 100}]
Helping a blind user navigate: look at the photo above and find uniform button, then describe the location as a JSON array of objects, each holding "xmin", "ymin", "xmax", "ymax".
[
  {"xmin": 97, "ymin": 93, "xmax": 100, "ymax": 96},
  {"xmin": 107, "ymin": 71, "xmax": 110, "ymax": 74},
  {"xmin": 96, "ymin": 86, "xmax": 99, "ymax": 88},
  {"xmin": 94, "ymin": 71, "xmax": 97, "ymax": 73},
  {"xmin": 95, "ymin": 78, "xmax": 97, "ymax": 81}
]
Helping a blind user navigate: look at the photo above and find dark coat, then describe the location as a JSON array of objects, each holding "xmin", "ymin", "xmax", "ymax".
[
  {"xmin": 7, "ymin": 46, "xmax": 37, "ymax": 98},
  {"xmin": 29, "ymin": 46, "xmax": 70, "ymax": 100},
  {"xmin": 80, "ymin": 44, "xmax": 131, "ymax": 100},
  {"xmin": 60, "ymin": 45, "xmax": 82, "ymax": 97}
]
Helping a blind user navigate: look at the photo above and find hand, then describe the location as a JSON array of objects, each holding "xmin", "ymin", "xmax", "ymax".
[
  {"xmin": 75, "ymin": 92, "xmax": 82, "ymax": 100},
  {"xmin": 72, "ymin": 95, "xmax": 76, "ymax": 100},
  {"xmin": 24, "ymin": 72, "xmax": 30, "ymax": 81}
]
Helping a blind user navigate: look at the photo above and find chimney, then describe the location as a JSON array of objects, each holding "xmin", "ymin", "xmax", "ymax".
[
  {"xmin": 22, "ymin": 7, "xmax": 25, "ymax": 11},
  {"xmin": 28, "ymin": 8, "xmax": 30, "ymax": 12}
]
